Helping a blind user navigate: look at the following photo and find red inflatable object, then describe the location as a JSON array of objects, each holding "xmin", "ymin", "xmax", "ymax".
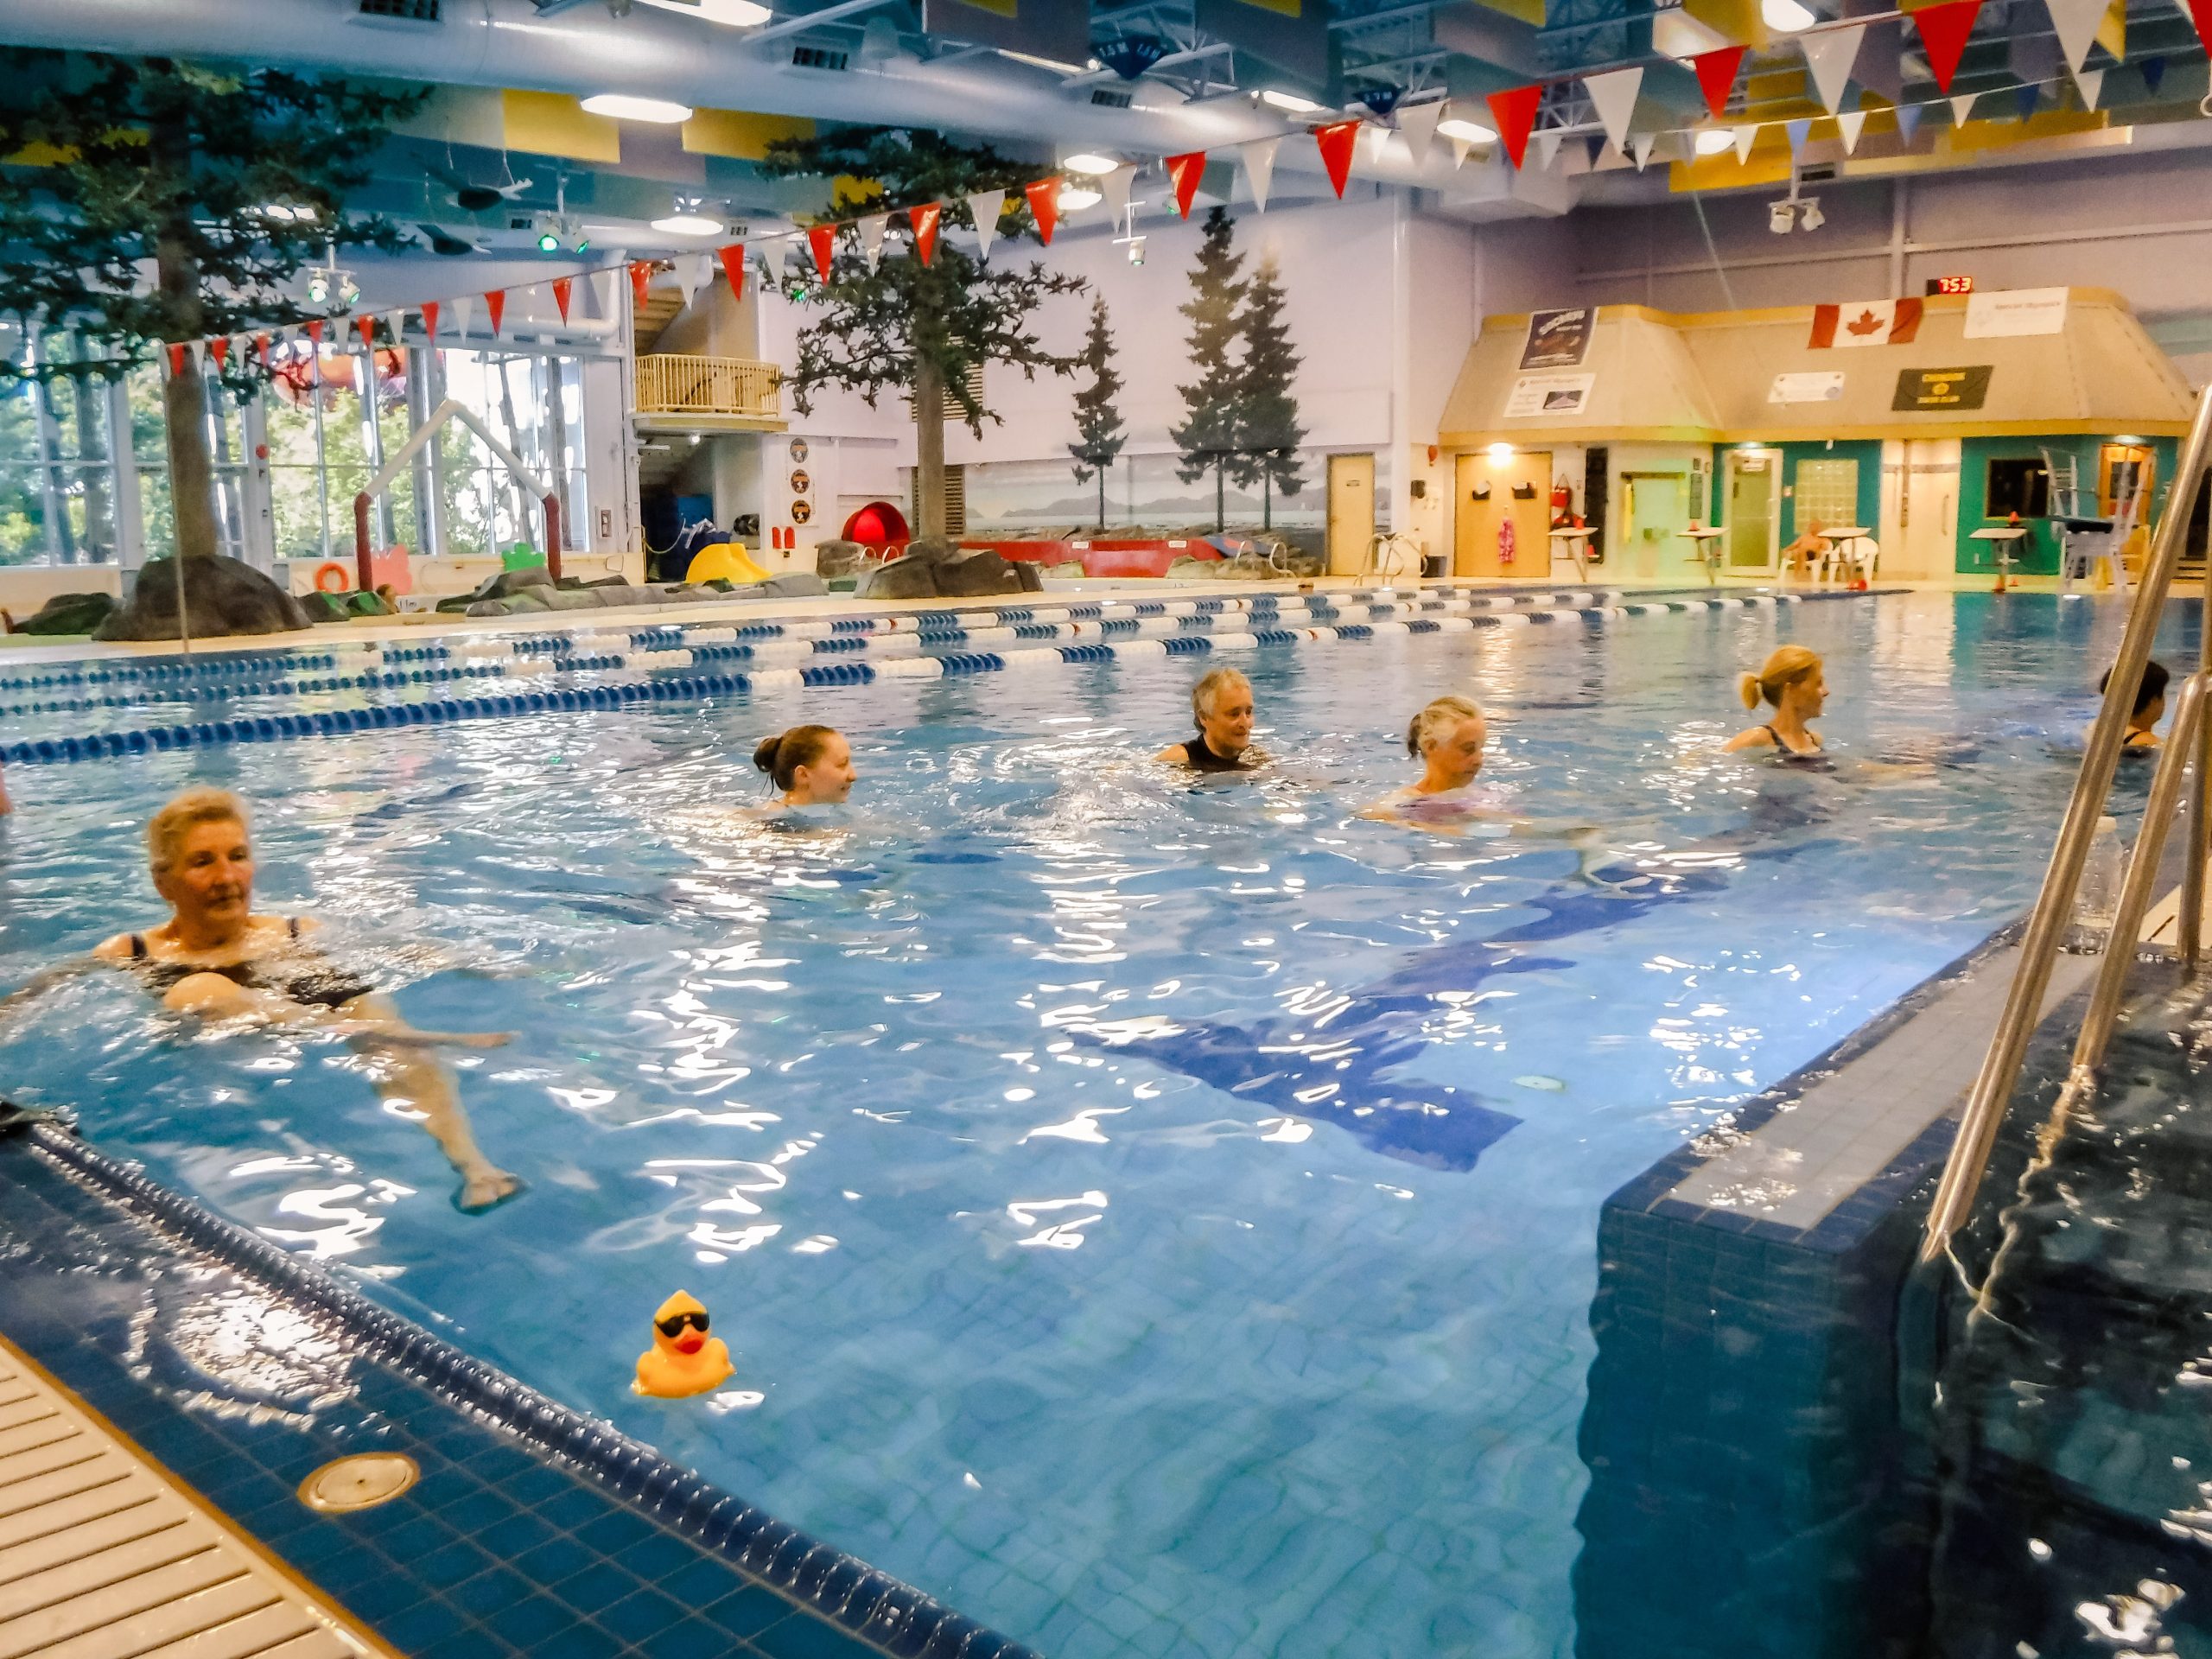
[{"xmin": 842, "ymin": 501, "xmax": 911, "ymax": 548}]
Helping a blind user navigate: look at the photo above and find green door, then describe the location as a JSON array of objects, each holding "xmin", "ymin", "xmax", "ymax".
[{"xmin": 1624, "ymin": 473, "xmax": 1688, "ymax": 581}]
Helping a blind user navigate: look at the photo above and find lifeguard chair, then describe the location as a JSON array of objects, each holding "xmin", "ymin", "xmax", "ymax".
[{"xmin": 2044, "ymin": 447, "xmax": 2138, "ymax": 595}]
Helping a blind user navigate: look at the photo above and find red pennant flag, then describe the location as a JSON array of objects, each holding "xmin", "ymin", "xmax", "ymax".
[
  {"xmin": 355, "ymin": 315, "xmax": 376, "ymax": 349},
  {"xmin": 2182, "ymin": 0, "xmax": 2212, "ymax": 45},
  {"xmin": 484, "ymin": 290, "xmax": 505, "ymax": 336},
  {"xmin": 807, "ymin": 225, "xmax": 837, "ymax": 283},
  {"xmin": 254, "ymin": 332, "xmax": 271, "ymax": 368},
  {"xmin": 305, "ymin": 318, "xmax": 325, "ymax": 344},
  {"xmin": 207, "ymin": 336, "xmax": 229, "ymax": 371},
  {"xmin": 717, "ymin": 245, "xmax": 748, "ymax": 300},
  {"xmin": 1912, "ymin": 0, "xmax": 1982, "ymax": 93},
  {"xmin": 420, "ymin": 301, "xmax": 439, "ymax": 340},
  {"xmin": 1164, "ymin": 151, "xmax": 1208, "ymax": 218},
  {"xmin": 628, "ymin": 260, "xmax": 652, "ymax": 307},
  {"xmin": 1691, "ymin": 47, "xmax": 1747, "ymax": 121},
  {"xmin": 910, "ymin": 202, "xmax": 941, "ymax": 266},
  {"xmin": 1486, "ymin": 86, "xmax": 1544, "ymax": 168},
  {"xmin": 550, "ymin": 276, "xmax": 573, "ymax": 323},
  {"xmin": 165, "ymin": 342, "xmax": 187, "ymax": 378},
  {"xmin": 1313, "ymin": 120, "xmax": 1361, "ymax": 196},
  {"xmin": 1022, "ymin": 178, "xmax": 1059, "ymax": 245}
]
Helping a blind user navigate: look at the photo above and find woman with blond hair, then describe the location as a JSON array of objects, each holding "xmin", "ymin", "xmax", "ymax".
[
  {"xmin": 1363, "ymin": 695, "xmax": 1501, "ymax": 822},
  {"xmin": 1726, "ymin": 645, "xmax": 1827, "ymax": 757}
]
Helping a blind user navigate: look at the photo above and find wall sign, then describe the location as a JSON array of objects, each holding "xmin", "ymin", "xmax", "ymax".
[
  {"xmin": 791, "ymin": 499, "xmax": 814, "ymax": 524},
  {"xmin": 1893, "ymin": 365, "xmax": 1993, "ymax": 411},
  {"xmin": 1503, "ymin": 372, "xmax": 1595, "ymax": 418},
  {"xmin": 1521, "ymin": 308, "xmax": 1595, "ymax": 370},
  {"xmin": 1769, "ymin": 371, "xmax": 1846, "ymax": 404},
  {"xmin": 789, "ymin": 468, "xmax": 812, "ymax": 494},
  {"xmin": 788, "ymin": 437, "xmax": 810, "ymax": 464},
  {"xmin": 1964, "ymin": 287, "xmax": 2068, "ymax": 339}
]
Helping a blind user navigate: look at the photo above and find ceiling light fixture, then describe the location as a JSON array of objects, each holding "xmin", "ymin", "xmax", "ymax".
[
  {"xmin": 1769, "ymin": 199, "xmax": 1796, "ymax": 233},
  {"xmin": 1760, "ymin": 0, "xmax": 1817, "ymax": 32},
  {"xmin": 1261, "ymin": 88, "xmax": 1324, "ymax": 114},
  {"xmin": 652, "ymin": 213, "xmax": 724, "ymax": 235},
  {"xmin": 1063, "ymin": 152, "xmax": 1120, "ymax": 175},
  {"xmin": 634, "ymin": 0, "xmax": 772, "ymax": 23},
  {"xmin": 1435, "ymin": 117, "xmax": 1497, "ymax": 144},
  {"xmin": 1694, "ymin": 128, "xmax": 1735, "ymax": 156},
  {"xmin": 1058, "ymin": 183, "xmax": 1103, "ymax": 210},
  {"xmin": 582, "ymin": 93, "xmax": 696, "ymax": 124},
  {"xmin": 1797, "ymin": 196, "xmax": 1825, "ymax": 232}
]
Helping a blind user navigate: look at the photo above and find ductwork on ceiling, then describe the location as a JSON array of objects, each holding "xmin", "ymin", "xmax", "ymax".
[{"xmin": 0, "ymin": 0, "xmax": 1569, "ymax": 213}]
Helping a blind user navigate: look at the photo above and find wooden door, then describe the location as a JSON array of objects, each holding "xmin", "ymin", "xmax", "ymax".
[
  {"xmin": 1326, "ymin": 453, "xmax": 1375, "ymax": 575},
  {"xmin": 1453, "ymin": 449, "xmax": 1550, "ymax": 578}
]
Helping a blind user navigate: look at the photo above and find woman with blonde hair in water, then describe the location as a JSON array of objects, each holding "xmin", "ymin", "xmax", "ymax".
[
  {"xmin": 1726, "ymin": 645, "xmax": 1827, "ymax": 757},
  {"xmin": 1363, "ymin": 696, "xmax": 1505, "ymax": 826}
]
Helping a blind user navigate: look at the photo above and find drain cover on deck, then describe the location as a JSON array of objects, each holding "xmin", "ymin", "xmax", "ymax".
[{"xmin": 298, "ymin": 1452, "xmax": 420, "ymax": 1512}]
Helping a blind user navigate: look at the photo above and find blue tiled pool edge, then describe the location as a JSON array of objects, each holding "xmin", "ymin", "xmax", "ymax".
[{"xmin": 5, "ymin": 1116, "xmax": 1043, "ymax": 1659}]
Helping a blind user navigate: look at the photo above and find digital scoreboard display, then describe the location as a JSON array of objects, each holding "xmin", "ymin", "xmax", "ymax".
[{"xmin": 1926, "ymin": 275, "xmax": 1975, "ymax": 296}]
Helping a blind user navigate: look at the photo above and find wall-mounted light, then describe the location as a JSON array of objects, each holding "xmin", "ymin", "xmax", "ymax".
[
  {"xmin": 582, "ymin": 93, "xmax": 696, "ymax": 124},
  {"xmin": 1486, "ymin": 442, "xmax": 1516, "ymax": 463},
  {"xmin": 1798, "ymin": 196, "xmax": 1825, "ymax": 231}
]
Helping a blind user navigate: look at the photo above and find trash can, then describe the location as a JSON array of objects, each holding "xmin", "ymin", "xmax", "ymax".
[{"xmin": 1421, "ymin": 554, "xmax": 1446, "ymax": 579}]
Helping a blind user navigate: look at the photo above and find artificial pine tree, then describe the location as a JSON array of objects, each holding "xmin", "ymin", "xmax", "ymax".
[
  {"xmin": 1169, "ymin": 207, "xmax": 1251, "ymax": 533},
  {"xmin": 0, "ymin": 51, "xmax": 423, "ymax": 563},
  {"xmin": 761, "ymin": 129, "xmax": 1087, "ymax": 543},
  {"xmin": 1066, "ymin": 296, "xmax": 1126, "ymax": 531},
  {"xmin": 1233, "ymin": 252, "xmax": 1306, "ymax": 531}
]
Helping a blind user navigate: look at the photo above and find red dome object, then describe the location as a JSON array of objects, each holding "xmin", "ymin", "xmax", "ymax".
[{"xmin": 842, "ymin": 500, "xmax": 910, "ymax": 548}]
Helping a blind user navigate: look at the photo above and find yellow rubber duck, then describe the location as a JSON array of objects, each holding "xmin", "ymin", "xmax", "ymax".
[{"xmin": 633, "ymin": 1290, "xmax": 734, "ymax": 1399}]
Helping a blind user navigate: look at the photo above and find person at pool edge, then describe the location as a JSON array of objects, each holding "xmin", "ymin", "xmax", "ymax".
[
  {"xmin": 1157, "ymin": 667, "xmax": 1259, "ymax": 771},
  {"xmin": 1726, "ymin": 645, "xmax": 1826, "ymax": 757},
  {"xmin": 2099, "ymin": 658, "xmax": 2169, "ymax": 753},
  {"xmin": 753, "ymin": 723, "xmax": 856, "ymax": 805},
  {"xmin": 26, "ymin": 789, "xmax": 521, "ymax": 1211}
]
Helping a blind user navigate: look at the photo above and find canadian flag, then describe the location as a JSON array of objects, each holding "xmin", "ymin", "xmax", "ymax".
[{"xmin": 1809, "ymin": 298, "xmax": 1924, "ymax": 347}]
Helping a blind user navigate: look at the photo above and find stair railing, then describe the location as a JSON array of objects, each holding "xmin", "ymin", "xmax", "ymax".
[{"xmin": 1921, "ymin": 380, "xmax": 2212, "ymax": 1267}]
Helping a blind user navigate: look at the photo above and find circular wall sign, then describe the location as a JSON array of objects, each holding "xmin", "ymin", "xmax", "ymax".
[
  {"xmin": 791, "ymin": 499, "xmax": 813, "ymax": 524},
  {"xmin": 789, "ymin": 468, "xmax": 811, "ymax": 495},
  {"xmin": 788, "ymin": 437, "xmax": 809, "ymax": 464}
]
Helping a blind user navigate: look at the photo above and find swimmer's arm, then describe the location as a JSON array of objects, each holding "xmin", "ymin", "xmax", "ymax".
[
  {"xmin": 159, "ymin": 975, "xmax": 509, "ymax": 1049},
  {"xmin": 0, "ymin": 956, "xmax": 104, "ymax": 1026},
  {"xmin": 1154, "ymin": 743, "xmax": 1191, "ymax": 765}
]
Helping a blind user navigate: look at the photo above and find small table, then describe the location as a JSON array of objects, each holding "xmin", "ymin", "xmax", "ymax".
[
  {"xmin": 1548, "ymin": 526, "xmax": 1592, "ymax": 581},
  {"xmin": 1681, "ymin": 527, "xmax": 1726, "ymax": 586},
  {"xmin": 1822, "ymin": 526, "xmax": 1874, "ymax": 587},
  {"xmin": 1970, "ymin": 525, "xmax": 2030, "ymax": 591}
]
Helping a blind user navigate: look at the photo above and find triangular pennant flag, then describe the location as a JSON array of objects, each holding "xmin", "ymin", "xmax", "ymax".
[
  {"xmin": 1583, "ymin": 67, "xmax": 1643, "ymax": 156},
  {"xmin": 1630, "ymin": 133, "xmax": 1657, "ymax": 169},
  {"xmin": 2044, "ymin": 0, "xmax": 2108, "ymax": 71},
  {"xmin": 1449, "ymin": 134, "xmax": 1472, "ymax": 168},
  {"xmin": 207, "ymin": 335, "xmax": 229, "ymax": 371},
  {"xmin": 551, "ymin": 276, "xmax": 573, "ymax": 322},
  {"xmin": 676, "ymin": 254, "xmax": 704, "ymax": 304},
  {"xmin": 716, "ymin": 245, "xmax": 748, "ymax": 301},
  {"xmin": 807, "ymin": 224, "xmax": 837, "ymax": 282},
  {"xmin": 1237, "ymin": 141, "xmax": 1278, "ymax": 210},
  {"xmin": 2014, "ymin": 80, "xmax": 2040, "ymax": 118},
  {"xmin": 1100, "ymin": 163, "xmax": 1138, "ymax": 219},
  {"xmin": 1535, "ymin": 129, "xmax": 1566, "ymax": 170},
  {"xmin": 187, "ymin": 339, "xmax": 206, "ymax": 372},
  {"xmin": 450, "ymin": 296, "xmax": 473, "ymax": 340},
  {"xmin": 1022, "ymin": 177, "xmax": 1059, "ymax": 244},
  {"xmin": 1836, "ymin": 108, "xmax": 1868, "ymax": 152},
  {"xmin": 165, "ymin": 342, "xmax": 186, "ymax": 378},
  {"xmin": 385, "ymin": 310, "xmax": 406, "ymax": 346},
  {"xmin": 305, "ymin": 318, "xmax": 326, "ymax": 344},
  {"xmin": 967, "ymin": 189, "xmax": 1004, "ymax": 260},
  {"xmin": 1802, "ymin": 23, "xmax": 1866, "ymax": 113},
  {"xmin": 1398, "ymin": 99, "xmax": 1444, "ymax": 165},
  {"xmin": 420, "ymin": 301, "xmax": 440, "ymax": 340},
  {"xmin": 484, "ymin": 290, "xmax": 505, "ymax": 336},
  {"xmin": 253, "ymin": 332, "xmax": 271, "ymax": 368},
  {"xmin": 856, "ymin": 213, "xmax": 888, "ymax": 272},
  {"xmin": 1914, "ymin": 0, "xmax": 1983, "ymax": 93},
  {"xmin": 2143, "ymin": 54, "xmax": 2167, "ymax": 93},
  {"xmin": 355, "ymin": 315, "xmax": 376, "ymax": 350},
  {"xmin": 628, "ymin": 260, "xmax": 653, "ymax": 308},
  {"xmin": 591, "ymin": 268, "xmax": 617, "ymax": 320},
  {"xmin": 1692, "ymin": 46, "xmax": 1747, "ymax": 120},
  {"xmin": 1949, "ymin": 91, "xmax": 1978, "ymax": 124},
  {"xmin": 1895, "ymin": 101, "xmax": 1925, "ymax": 143},
  {"xmin": 1313, "ymin": 118, "xmax": 1362, "ymax": 193},
  {"xmin": 1733, "ymin": 123, "xmax": 1759, "ymax": 162},
  {"xmin": 1486, "ymin": 85, "xmax": 1543, "ymax": 168},
  {"xmin": 2075, "ymin": 64, "xmax": 2104, "ymax": 107},
  {"xmin": 2179, "ymin": 0, "xmax": 2212, "ymax": 47},
  {"xmin": 1163, "ymin": 151, "xmax": 1207, "ymax": 218},
  {"xmin": 1784, "ymin": 117, "xmax": 1813, "ymax": 158},
  {"xmin": 910, "ymin": 202, "xmax": 942, "ymax": 265}
]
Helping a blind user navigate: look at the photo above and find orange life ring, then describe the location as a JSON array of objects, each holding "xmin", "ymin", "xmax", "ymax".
[{"xmin": 314, "ymin": 562, "xmax": 352, "ymax": 594}]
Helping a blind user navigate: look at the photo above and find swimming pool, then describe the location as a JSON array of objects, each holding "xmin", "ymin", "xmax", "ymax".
[{"xmin": 0, "ymin": 590, "xmax": 2178, "ymax": 1657}]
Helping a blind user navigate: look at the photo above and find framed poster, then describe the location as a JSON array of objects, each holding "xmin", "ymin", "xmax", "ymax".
[
  {"xmin": 1769, "ymin": 371, "xmax": 1846, "ymax": 404},
  {"xmin": 1503, "ymin": 372, "xmax": 1595, "ymax": 418},
  {"xmin": 1963, "ymin": 288, "xmax": 2068, "ymax": 339},
  {"xmin": 1521, "ymin": 308, "xmax": 1595, "ymax": 370}
]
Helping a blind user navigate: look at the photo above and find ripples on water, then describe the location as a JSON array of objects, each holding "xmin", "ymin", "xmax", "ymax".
[{"xmin": 0, "ymin": 593, "xmax": 2177, "ymax": 1658}]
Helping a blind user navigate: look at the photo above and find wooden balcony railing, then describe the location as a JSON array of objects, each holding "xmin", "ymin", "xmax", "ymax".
[{"xmin": 634, "ymin": 354, "xmax": 782, "ymax": 420}]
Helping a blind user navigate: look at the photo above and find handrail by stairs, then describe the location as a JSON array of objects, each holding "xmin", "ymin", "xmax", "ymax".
[{"xmin": 1919, "ymin": 379, "xmax": 2212, "ymax": 1267}]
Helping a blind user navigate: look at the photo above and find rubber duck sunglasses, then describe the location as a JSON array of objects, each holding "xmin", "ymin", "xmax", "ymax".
[{"xmin": 657, "ymin": 1310, "xmax": 710, "ymax": 1338}]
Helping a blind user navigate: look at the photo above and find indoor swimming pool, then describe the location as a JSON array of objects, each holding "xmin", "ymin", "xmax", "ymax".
[{"xmin": 0, "ymin": 589, "xmax": 2190, "ymax": 1659}]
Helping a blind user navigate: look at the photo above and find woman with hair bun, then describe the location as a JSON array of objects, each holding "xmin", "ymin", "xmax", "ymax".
[
  {"xmin": 753, "ymin": 724, "xmax": 856, "ymax": 807},
  {"xmin": 1363, "ymin": 696, "xmax": 1498, "ymax": 819},
  {"xmin": 1726, "ymin": 645, "xmax": 1827, "ymax": 757}
]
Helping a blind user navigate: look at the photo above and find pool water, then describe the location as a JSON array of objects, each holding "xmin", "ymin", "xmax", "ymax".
[{"xmin": 0, "ymin": 592, "xmax": 2184, "ymax": 1658}]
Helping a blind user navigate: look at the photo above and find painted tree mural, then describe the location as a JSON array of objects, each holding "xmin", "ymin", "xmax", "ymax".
[
  {"xmin": 1066, "ymin": 296, "xmax": 1126, "ymax": 531},
  {"xmin": 1234, "ymin": 252, "xmax": 1306, "ymax": 530},
  {"xmin": 1169, "ymin": 207, "xmax": 1251, "ymax": 532}
]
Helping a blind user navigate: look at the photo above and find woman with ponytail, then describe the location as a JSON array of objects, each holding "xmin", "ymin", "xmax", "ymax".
[
  {"xmin": 1725, "ymin": 645, "xmax": 1827, "ymax": 756},
  {"xmin": 753, "ymin": 724, "xmax": 857, "ymax": 807}
]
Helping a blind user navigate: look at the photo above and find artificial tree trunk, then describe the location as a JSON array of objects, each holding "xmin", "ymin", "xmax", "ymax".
[
  {"xmin": 912, "ymin": 353, "xmax": 946, "ymax": 541},
  {"xmin": 155, "ymin": 233, "xmax": 220, "ymax": 562}
]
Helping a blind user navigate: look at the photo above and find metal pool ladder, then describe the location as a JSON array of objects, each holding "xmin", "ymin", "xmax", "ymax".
[{"xmin": 1921, "ymin": 381, "xmax": 2212, "ymax": 1268}]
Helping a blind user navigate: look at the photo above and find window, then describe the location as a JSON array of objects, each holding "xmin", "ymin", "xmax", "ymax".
[
  {"xmin": 1986, "ymin": 457, "xmax": 2050, "ymax": 519},
  {"xmin": 1792, "ymin": 457, "xmax": 1859, "ymax": 532},
  {"xmin": 0, "ymin": 329, "xmax": 127, "ymax": 567}
]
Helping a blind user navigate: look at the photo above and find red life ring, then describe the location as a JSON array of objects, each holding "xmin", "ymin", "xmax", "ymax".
[{"xmin": 314, "ymin": 562, "xmax": 352, "ymax": 594}]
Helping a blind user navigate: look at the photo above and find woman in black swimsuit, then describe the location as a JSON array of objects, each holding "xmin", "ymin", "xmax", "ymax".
[
  {"xmin": 86, "ymin": 788, "xmax": 521, "ymax": 1211},
  {"xmin": 1725, "ymin": 645, "xmax": 1826, "ymax": 758},
  {"xmin": 1157, "ymin": 666, "xmax": 1260, "ymax": 772}
]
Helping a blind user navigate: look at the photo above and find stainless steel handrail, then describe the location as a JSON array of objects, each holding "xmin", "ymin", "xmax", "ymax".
[{"xmin": 1918, "ymin": 381, "xmax": 2212, "ymax": 1266}]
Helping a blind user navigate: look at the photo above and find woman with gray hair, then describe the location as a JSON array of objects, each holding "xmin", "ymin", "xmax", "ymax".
[{"xmin": 1157, "ymin": 666, "xmax": 1261, "ymax": 772}]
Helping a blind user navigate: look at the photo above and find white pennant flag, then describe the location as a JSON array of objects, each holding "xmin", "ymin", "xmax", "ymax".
[
  {"xmin": 1583, "ymin": 66, "xmax": 1644, "ymax": 156},
  {"xmin": 857, "ymin": 213, "xmax": 889, "ymax": 272},
  {"xmin": 1101, "ymin": 162, "xmax": 1138, "ymax": 219},
  {"xmin": 1732, "ymin": 124, "xmax": 1759, "ymax": 162},
  {"xmin": 2075, "ymin": 64, "xmax": 2105, "ymax": 108},
  {"xmin": 676, "ymin": 256, "xmax": 703, "ymax": 304},
  {"xmin": 1238, "ymin": 140, "xmax": 1279, "ymax": 212},
  {"xmin": 188, "ymin": 339, "xmax": 207, "ymax": 370},
  {"xmin": 967, "ymin": 189, "xmax": 1005, "ymax": 260},
  {"xmin": 385, "ymin": 309, "xmax": 407, "ymax": 344},
  {"xmin": 1535, "ymin": 129, "xmax": 1566, "ymax": 170},
  {"xmin": 592, "ymin": 268, "xmax": 618, "ymax": 320},
  {"xmin": 1801, "ymin": 23, "xmax": 1866, "ymax": 114},
  {"xmin": 1949, "ymin": 92, "xmax": 1978, "ymax": 125},
  {"xmin": 451, "ymin": 294, "xmax": 474, "ymax": 340},
  {"xmin": 2044, "ymin": 0, "xmax": 2109, "ymax": 73},
  {"xmin": 1835, "ymin": 108, "xmax": 1868, "ymax": 153},
  {"xmin": 1397, "ymin": 99, "xmax": 1444, "ymax": 165},
  {"xmin": 1630, "ymin": 133, "xmax": 1657, "ymax": 170},
  {"xmin": 1448, "ymin": 135, "xmax": 1472, "ymax": 168}
]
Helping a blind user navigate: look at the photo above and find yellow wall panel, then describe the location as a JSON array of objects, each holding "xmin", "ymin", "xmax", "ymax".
[
  {"xmin": 501, "ymin": 89, "xmax": 621, "ymax": 164},
  {"xmin": 681, "ymin": 108, "xmax": 817, "ymax": 160},
  {"xmin": 1682, "ymin": 0, "xmax": 1766, "ymax": 49},
  {"xmin": 1472, "ymin": 0, "xmax": 1544, "ymax": 25}
]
